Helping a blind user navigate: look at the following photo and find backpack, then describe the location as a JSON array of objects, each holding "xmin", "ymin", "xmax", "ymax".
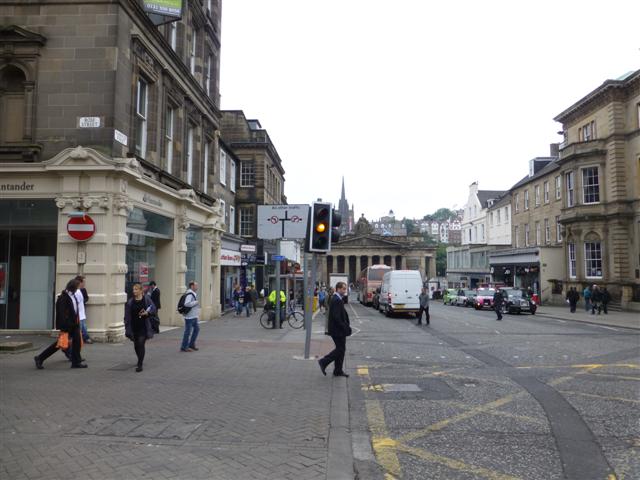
[{"xmin": 177, "ymin": 292, "xmax": 193, "ymax": 315}]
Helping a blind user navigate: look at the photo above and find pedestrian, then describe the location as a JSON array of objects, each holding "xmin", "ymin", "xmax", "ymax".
[
  {"xmin": 241, "ymin": 287, "xmax": 251, "ymax": 317},
  {"xmin": 244, "ymin": 286, "xmax": 253, "ymax": 315},
  {"xmin": 493, "ymin": 287, "xmax": 504, "ymax": 321},
  {"xmin": 124, "ymin": 282, "xmax": 156, "ymax": 372},
  {"xmin": 591, "ymin": 284, "xmax": 603, "ymax": 315},
  {"xmin": 601, "ymin": 287, "xmax": 611, "ymax": 314},
  {"xmin": 34, "ymin": 278, "xmax": 87, "ymax": 369},
  {"xmin": 249, "ymin": 284, "xmax": 258, "ymax": 313},
  {"xmin": 318, "ymin": 282, "xmax": 351, "ymax": 377},
  {"xmin": 73, "ymin": 275, "xmax": 93, "ymax": 344},
  {"xmin": 318, "ymin": 288, "xmax": 326, "ymax": 312},
  {"xmin": 180, "ymin": 281, "xmax": 200, "ymax": 352},
  {"xmin": 566, "ymin": 287, "xmax": 579, "ymax": 313},
  {"xmin": 267, "ymin": 288, "xmax": 287, "ymax": 327},
  {"xmin": 417, "ymin": 287, "xmax": 430, "ymax": 325},
  {"xmin": 233, "ymin": 285, "xmax": 243, "ymax": 316},
  {"xmin": 583, "ymin": 285, "xmax": 592, "ymax": 312},
  {"xmin": 148, "ymin": 280, "xmax": 161, "ymax": 331}
]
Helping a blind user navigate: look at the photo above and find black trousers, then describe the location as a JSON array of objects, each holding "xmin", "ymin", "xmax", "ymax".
[
  {"xmin": 36, "ymin": 327, "xmax": 82, "ymax": 365},
  {"xmin": 417, "ymin": 306, "xmax": 430, "ymax": 324},
  {"xmin": 569, "ymin": 301, "xmax": 577, "ymax": 313},
  {"xmin": 133, "ymin": 335, "xmax": 146, "ymax": 366},
  {"xmin": 495, "ymin": 304, "xmax": 503, "ymax": 320},
  {"xmin": 322, "ymin": 335, "xmax": 346, "ymax": 374}
]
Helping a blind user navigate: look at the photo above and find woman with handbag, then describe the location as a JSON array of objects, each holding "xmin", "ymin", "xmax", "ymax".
[
  {"xmin": 124, "ymin": 282, "xmax": 157, "ymax": 372},
  {"xmin": 34, "ymin": 278, "xmax": 86, "ymax": 369}
]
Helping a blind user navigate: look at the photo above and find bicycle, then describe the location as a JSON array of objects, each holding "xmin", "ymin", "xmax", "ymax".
[{"xmin": 259, "ymin": 303, "xmax": 305, "ymax": 329}]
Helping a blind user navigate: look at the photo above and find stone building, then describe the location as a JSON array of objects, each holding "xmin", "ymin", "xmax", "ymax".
[
  {"xmin": 489, "ymin": 155, "xmax": 565, "ymax": 304},
  {"xmin": 219, "ymin": 111, "xmax": 286, "ymax": 293},
  {"xmin": 553, "ymin": 69, "xmax": 640, "ymax": 310},
  {"xmin": 0, "ymin": 0, "xmax": 225, "ymax": 338},
  {"xmin": 319, "ymin": 216, "xmax": 437, "ymax": 286}
]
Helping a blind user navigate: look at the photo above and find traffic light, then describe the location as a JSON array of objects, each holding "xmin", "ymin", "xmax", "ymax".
[
  {"xmin": 308, "ymin": 202, "xmax": 332, "ymax": 253},
  {"xmin": 331, "ymin": 209, "xmax": 342, "ymax": 245}
]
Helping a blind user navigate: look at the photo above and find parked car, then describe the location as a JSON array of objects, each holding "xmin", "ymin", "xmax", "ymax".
[
  {"xmin": 501, "ymin": 288, "xmax": 537, "ymax": 315},
  {"xmin": 379, "ymin": 270, "xmax": 423, "ymax": 316},
  {"xmin": 372, "ymin": 287, "xmax": 381, "ymax": 311},
  {"xmin": 474, "ymin": 288, "xmax": 496, "ymax": 310},
  {"xmin": 455, "ymin": 289, "xmax": 477, "ymax": 307},
  {"xmin": 443, "ymin": 288, "xmax": 458, "ymax": 305}
]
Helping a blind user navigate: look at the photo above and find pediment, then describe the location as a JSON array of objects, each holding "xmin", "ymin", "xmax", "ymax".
[
  {"xmin": 0, "ymin": 25, "xmax": 46, "ymax": 46},
  {"xmin": 335, "ymin": 234, "xmax": 404, "ymax": 248},
  {"xmin": 44, "ymin": 146, "xmax": 141, "ymax": 172}
]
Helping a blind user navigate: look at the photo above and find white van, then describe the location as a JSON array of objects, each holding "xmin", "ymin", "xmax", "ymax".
[{"xmin": 378, "ymin": 270, "xmax": 423, "ymax": 316}]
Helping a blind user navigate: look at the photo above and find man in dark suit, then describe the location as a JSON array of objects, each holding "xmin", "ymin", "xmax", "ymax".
[
  {"xmin": 318, "ymin": 282, "xmax": 351, "ymax": 377},
  {"xmin": 148, "ymin": 281, "xmax": 161, "ymax": 320}
]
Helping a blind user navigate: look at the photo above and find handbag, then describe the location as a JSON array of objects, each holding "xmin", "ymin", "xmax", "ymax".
[
  {"xmin": 149, "ymin": 315, "xmax": 160, "ymax": 334},
  {"xmin": 57, "ymin": 332, "xmax": 69, "ymax": 350}
]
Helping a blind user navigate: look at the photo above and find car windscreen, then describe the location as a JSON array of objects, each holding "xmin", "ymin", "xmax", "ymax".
[
  {"xmin": 476, "ymin": 289, "xmax": 494, "ymax": 296},
  {"xmin": 503, "ymin": 289, "xmax": 523, "ymax": 298},
  {"xmin": 369, "ymin": 268, "xmax": 390, "ymax": 281},
  {"xmin": 464, "ymin": 290, "xmax": 476, "ymax": 296}
]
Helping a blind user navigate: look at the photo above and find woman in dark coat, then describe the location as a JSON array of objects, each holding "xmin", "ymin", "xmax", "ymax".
[
  {"xmin": 34, "ymin": 278, "xmax": 86, "ymax": 369},
  {"xmin": 124, "ymin": 282, "xmax": 156, "ymax": 372}
]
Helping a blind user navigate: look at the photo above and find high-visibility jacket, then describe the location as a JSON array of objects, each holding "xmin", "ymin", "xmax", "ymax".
[{"xmin": 268, "ymin": 290, "xmax": 286, "ymax": 305}]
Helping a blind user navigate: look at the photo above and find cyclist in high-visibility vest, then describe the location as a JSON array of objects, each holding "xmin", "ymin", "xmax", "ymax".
[{"xmin": 267, "ymin": 289, "xmax": 287, "ymax": 328}]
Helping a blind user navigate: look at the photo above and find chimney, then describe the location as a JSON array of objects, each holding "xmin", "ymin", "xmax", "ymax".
[{"xmin": 549, "ymin": 143, "xmax": 559, "ymax": 158}]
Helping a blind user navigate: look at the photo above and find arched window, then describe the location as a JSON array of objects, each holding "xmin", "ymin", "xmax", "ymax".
[{"xmin": 0, "ymin": 65, "xmax": 27, "ymax": 143}]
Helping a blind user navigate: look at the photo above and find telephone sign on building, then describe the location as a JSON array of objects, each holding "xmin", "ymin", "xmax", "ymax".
[
  {"xmin": 67, "ymin": 215, "xmax": 96, "ymax": 241},
  {"xmin": 257, "ymin": 204, "xmax": 309, "ymax": 240}
]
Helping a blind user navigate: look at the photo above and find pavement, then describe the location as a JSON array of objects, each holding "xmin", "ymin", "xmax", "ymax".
[
  {"xmin": 533, "ymin": 304, "xmax": 640, "ymax": 330},
  {"xmin": 0, "ymin": 308, "xmax": 356, "ymax": 480}
]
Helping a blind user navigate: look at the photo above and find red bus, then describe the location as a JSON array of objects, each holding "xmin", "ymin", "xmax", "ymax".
[{"xmin": 357, "ymin": 264, "xmax": 392, "ymax": 306}]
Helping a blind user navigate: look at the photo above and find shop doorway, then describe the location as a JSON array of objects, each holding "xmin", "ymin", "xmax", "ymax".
[{"xmin": 0, "ymin": 229, "xmax": 57, "ymax": 329}]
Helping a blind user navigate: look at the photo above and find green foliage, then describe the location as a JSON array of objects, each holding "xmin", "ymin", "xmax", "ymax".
[
  {"xmin": 402, "ymin": 218, "xmax": 417, "ymax": 235},
  {"xmin": 436, "ymin": 244, "xmax": 448, "ymax": 277}
]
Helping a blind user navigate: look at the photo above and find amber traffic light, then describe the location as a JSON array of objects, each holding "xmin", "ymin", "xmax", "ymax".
[{"xmin": 308, "ymin": 202, "xmax": 332, "ymax": 253}]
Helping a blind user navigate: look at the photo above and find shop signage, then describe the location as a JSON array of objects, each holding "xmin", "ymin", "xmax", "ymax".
[
  {"xmin": 240, "ymin": 244, "xmax": 257, "ymax": 253},
  {"xmin": 142, "ymin": 0, "xmax": 182, "ymax": 17},
  {"xmin": 1, "ymin": 181, "xmax": 35, "ymax": 191},
  {"xmin": 220, "ymin": 249, "xmax": 242, "ymax": 266},
  {"xmin": 67, "ymin": 215, "xmax": 96, "ymax": 241},
  {"xmin": 78, "ymin": 117, "xmax": 101, "ymax": 128},
  {"xmin": 114, "ymin": 129, "xmax": 128, "ymax": 146}
]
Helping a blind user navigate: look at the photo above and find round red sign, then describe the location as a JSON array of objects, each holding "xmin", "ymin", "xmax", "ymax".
[{"xmin": 67, "ymin": 215, "xmax": 96, "ymax": 241}]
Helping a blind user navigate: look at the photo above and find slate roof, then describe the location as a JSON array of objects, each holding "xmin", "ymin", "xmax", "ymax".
[
  {"xmin": 477, "ymin": 190, "xmax": 507, "ymax": 208},
  {"xmin": 509, "ymin": 158, "xmax": 560, "ymax": 191}
]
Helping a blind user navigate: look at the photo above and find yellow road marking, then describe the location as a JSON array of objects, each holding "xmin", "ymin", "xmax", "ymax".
[
  {"xmin": 366, "ymin": 400, "xmax": 402, "ymax": 478},
  {"xmin": 396, "ymin": 443, "xmax": 522, "ymax": 480},
  {"xmin": 362, "ymin": 384, "xmax": 385, "ymax": 392},
  {"xmin": 577, "ymin": 372, "xmax": 640, "ymax": 381},
  {"xmin": 559, "ymin": 390, "xmax": 640, "ymax": 404},
  {"xmin": 516, "ymin": 363, "xmax": 639, "ymax": 370},
  {"xmin": 357, "ymin": 366, "xmax": 369, "ymax": 376}
]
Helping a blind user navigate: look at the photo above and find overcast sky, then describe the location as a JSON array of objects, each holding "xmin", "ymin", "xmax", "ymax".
[{"xmin": 220, "ymin": 0, "xmax": 640, "ymax": 221}]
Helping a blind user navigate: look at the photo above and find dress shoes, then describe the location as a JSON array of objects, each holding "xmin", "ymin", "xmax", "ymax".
[
  {"xmin": 71, "ymin": 363, "xmax": 88, "ymax": 368},
  {"xmin": 318, "ymin": 359, "xmax": 327, "ymax": 376},
  {"xmin": 34, "ymin": 356, "xmax": 44, "ymax": 370},
  {"xmin": 136, "ymin": 366, "xmax": 143, "ymax": 372},
  {"xmin": 189, "ymin": 346, "xmax": 199, "ymax": 351},
  {"xmin": 333, "ymin": 372, "xmax": 349, "ymax": 378}
]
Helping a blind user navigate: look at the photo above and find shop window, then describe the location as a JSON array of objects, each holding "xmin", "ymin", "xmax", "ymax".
[
  {"xmin": 185, "ymin": 227, "xmax": 202, "ymax": 287},
  {"xmin": 0, "ymin": 65, "xmax": 26, "ymax": 143},
  {"xmin": 584, "ymin": 239, "xmax": 602, "ymax": 278},
  {"xmin": 240, "ymin": 161, "xmax": 255, "ymax": 187},
  {"xmin": 134, "ymin": 78, "xmax": 148, "ymax": 158},
  {"xmin": 240, "ymin": 207, "xmax": 254, "ymax": 237},
  {"xmin": 568, "ymin": 243, "xmax": 576, "ymax": 278},
  {"xmin": 126, "ymin": 207, "xmax": 174, "ymax": 239},
  {"xmin": 582, "ymin": 167, "xmax": 600, "ymax": 204}
]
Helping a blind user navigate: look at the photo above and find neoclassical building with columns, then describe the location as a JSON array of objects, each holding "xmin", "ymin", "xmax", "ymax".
[{"xmin": 318, "ymin": 218, "xmax": 437, "ymax": 285}]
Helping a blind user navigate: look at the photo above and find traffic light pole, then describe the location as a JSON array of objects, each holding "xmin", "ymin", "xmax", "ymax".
[
  {"xmin": 274, "ymin": 239, "xmax": 280, "ymax": 330},
  {"xmin": 303, "ymin": 253, "xmax": 318, "ymax": 359}
]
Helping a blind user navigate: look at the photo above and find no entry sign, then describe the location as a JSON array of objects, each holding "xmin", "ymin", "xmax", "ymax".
[{"xmin": 67, "ymin": 215, "xmax": 96, "ymax": 241}]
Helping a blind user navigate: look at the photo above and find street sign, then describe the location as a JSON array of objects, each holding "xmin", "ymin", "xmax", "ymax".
[
  {"xmin": 67, "ymin": 215, "xmax": 96, "ymax": 241},
  {"xmin": 257, "ymin": 204, "xmax": 309, "ymax": 240},
  {"xmin": 272, "ymin": 255, "xmax": 286, "ymax": 261},
  {"xmin": 240, "ymin": 244, "xmax": 257, "ymax": 253}
]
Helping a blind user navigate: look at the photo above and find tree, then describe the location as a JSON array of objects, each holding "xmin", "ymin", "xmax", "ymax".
[
  {"xmin": 403, "ymin": 218, "xmax": 417, "ymax": 235},
  {"xmin": 432, "ymin": 208, "xmax": 457, "ymax": 221},
  {"xmin": 436, "ymin": 244, "xmax": 448, "ymax": 277}
]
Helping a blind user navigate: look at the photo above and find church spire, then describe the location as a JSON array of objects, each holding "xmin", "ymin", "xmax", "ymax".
[{"xmin": 341, "ymin": 176, "xmax": 346, "ymax": 201}]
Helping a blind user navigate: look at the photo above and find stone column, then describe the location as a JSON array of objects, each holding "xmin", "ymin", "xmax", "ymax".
[
  {"xmin": 356, "ymin": 254, "xmax": 362, "ymax": 278},
  {"xmin": 401, "ymin": 255, "xmax": 407, "ymax": 270},
  {"xmin": 209, "ymin": 235, "xmax": 222, "ymax": 318}
]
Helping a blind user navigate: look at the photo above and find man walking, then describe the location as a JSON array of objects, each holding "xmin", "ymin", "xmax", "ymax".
[
  {"xmin": 601, "ymin": 287, "xmax": 611, "ymax": 314},
  {"xmin": 149, "ymin": 280, "xmax": 161, "ymax": 319},
  {"xmin": 591, "ymin": 284, "xmax": 603, "ymax": 315},
  {"xmin": 318, "ymin": 282, "xmax": 351, "ymax": 377},
  {"xmin": 493, "ymin": 287, "xmax": 504, "ymax": 321},
  {"xmin": 74, "ymin": 275, "xmax": 93, "ymax": 344},
  {"xmin": 566, "ymin": 287, "xmax": 579, "ymax": 313},
  {"xmin": 417, "ymin": 287, "xmax": 430, "ymax": 325},
  {"xmin": 583, "ymin": 285, "xmax": 592, "ymax": 312},
  {"xmin": 180, "ymin": 281, "xmax": 200, "ymax": 352}
]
